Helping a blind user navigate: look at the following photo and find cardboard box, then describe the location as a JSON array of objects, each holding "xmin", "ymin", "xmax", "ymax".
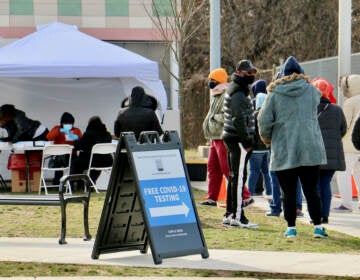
[{"xmin": 11, "ymin": 170, "xmax": 41, "ymax": 192}]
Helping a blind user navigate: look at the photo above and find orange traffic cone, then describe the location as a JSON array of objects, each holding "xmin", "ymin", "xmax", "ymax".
[
  {"xmin": 217, "ymin": 177, "xmax": 227, "ymax": 208},
  {"xmin": 351, "ymin": 175, "xmax": 359, "ymax": 199}
]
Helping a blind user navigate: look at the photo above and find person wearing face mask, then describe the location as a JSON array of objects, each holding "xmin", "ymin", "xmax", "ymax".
[
  {"xmin": 200, "ymin": 68, "xmax": 230, "ymax": 206},
  {"xmin": 221, "ymin": 59, "xmax": 258, "ymax": 228},
  {"xmin": 46, "ymin": 112, "xmax": 82, "ymax": 185}
]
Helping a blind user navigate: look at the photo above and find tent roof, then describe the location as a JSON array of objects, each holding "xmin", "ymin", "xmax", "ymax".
[{"xmin": 0, "ymin": 22, "xmax": 160, "ymax": 79}]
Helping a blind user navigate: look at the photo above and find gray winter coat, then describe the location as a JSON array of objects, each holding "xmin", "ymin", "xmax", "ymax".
[{"xmin": 258, "ymin": 74, "xmax": 327, "ymax": 171}]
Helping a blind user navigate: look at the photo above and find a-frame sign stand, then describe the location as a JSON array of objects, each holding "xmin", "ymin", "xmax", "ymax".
[{"xmin": 92, "ymin": 130, "xmax": 209, "ymax": 264}]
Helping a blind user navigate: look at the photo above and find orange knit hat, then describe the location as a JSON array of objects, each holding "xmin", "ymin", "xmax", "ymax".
[{"xmin": 208, "ymin": 68, "xmax": 228, "ymax": 84}]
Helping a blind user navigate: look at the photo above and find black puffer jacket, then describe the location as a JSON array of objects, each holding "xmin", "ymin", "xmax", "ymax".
[
  {"xmin": 318, "ymin": 97, "xmax": 346, "ymax": 170},
  {"xmin": 114, "ymin": 87, "xmax": 163, "ymax": 139},
  {"xmin": 222, "ymin": 74, "xmax": 255, "ymax": 148},
  {"xmin": 3, "ymin": 109, "xmax": 42, "ymax": 142}
]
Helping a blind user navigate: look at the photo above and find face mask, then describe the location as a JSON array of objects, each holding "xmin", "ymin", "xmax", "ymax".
[
  {"xmin": 208, "ymin": 81, "xmax": 218, "ymax": 89},
  {"xmin": 242, "ymin": 75, "xmax": 255, "ymax": 85},
  {"xmin": 63, "ymin": 124, "xmax": 73, "ymax": 131}
]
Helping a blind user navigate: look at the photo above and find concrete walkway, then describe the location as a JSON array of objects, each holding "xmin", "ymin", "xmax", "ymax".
[
  {"xmin": 0, "ymin": 236, "xmax": 359, "ymax": 278},
  {"xmin": 0, "ymin": 181, "xmax": 359, "ymax": 279}
]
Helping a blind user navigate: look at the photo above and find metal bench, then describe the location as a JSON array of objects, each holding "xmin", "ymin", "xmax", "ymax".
[{"xmin": 0, "ymin": 174, "xmax": 92, "ymax": 245}]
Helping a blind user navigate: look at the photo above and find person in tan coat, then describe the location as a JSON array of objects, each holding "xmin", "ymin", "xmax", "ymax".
[{"xmin": 336, "ymin": 74, "xmax": 360, "ymax": 211}]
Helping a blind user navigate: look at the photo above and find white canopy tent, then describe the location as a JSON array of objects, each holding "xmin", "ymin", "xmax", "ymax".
[
  {"xmin": 0, "ymin": 21, "xmax": 168, "ymax": 133},
  {"xmin": 0, "ymin": 22, "xmax": 168, "ymax": 182}
]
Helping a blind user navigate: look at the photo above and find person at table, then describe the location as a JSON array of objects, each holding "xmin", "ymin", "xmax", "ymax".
[
  {"xmin": 71, "ymin": 116, "xmax": 113, "ymax": 189},
  {"xmin": 0, "ymin": 104, "xmax": 48, "ymax": 143},
  {"xmin": 46, "ymin": 112, "xmax": 83, "ymax": 186}
]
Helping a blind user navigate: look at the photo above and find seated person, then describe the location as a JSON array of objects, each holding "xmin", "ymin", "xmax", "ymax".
[
  {"xmin": 114, "ymin": 86, "xmax": 163, "ymax": 140},
  {"xmin": 71, "ymin": 116, "xmax": 113, "ymax": 189},
  {"xmin": 0, "ymin": 104, "xmax": 48, "ymax": 142},
  {"xmin": 46, "ymin": 112, "xmax": 83, "ymax": 185}
]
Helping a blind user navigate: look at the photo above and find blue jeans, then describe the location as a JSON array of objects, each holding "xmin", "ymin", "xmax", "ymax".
[
  {"xmin": 270, "ymin": 171, "xmax": 282, "ymax": 214},
  {"xmin": 248, "ymin": 151, "xmax": 272, "ymax": 196},
  {"xmin": 317, "ymin": 169, "xmax": 335, "ymax": 218},
  {"xmin": 270, "ymin": 172, "xmax": 303, "ymax": 214}
]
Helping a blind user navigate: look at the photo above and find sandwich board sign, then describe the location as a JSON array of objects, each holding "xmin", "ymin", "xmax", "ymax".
[{"xmin": 92, "ymin": 130, "xmax": 209, "ymax": 264}]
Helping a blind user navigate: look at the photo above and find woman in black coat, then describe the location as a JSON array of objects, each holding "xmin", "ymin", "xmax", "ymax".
[
  {"xmin": 313, "ymin": 78, "xmax": 347, "ymax": 223},
  {"xmin": 72, "ymin": 116, "xmax": 113, "ymax": 184}
]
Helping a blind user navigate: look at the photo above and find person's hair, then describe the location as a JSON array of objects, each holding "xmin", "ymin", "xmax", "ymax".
[
  {"xmin": 87, "ymin": 115, "xmax": 106, "ymax": 131},
  {"xmin": 0, "ymin": 104, "xmax": 16, "ymax": 118},
  {"xmin": 60, "ymin": 112, "xmax": 75, "ymax": 124}
]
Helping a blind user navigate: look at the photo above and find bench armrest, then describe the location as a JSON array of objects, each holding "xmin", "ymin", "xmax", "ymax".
[{"xmin": 59, "ymin": 174, "xmax": 92, "ymax": 196}]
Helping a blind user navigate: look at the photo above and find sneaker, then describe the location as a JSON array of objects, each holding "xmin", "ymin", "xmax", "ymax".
[
  {"xmin": 284, "ymin": 228, "xmax": 297, "ymax": 238},
  {"xmin": 296, "ymin": 209, "xmax": 304, "ymax": 217},
  {"xmin": 222, "ymin": 215, "xmax": 231, "ymax": 225},
  {"xmin": 265, "ymin": 211, "xmax": 280, "ymax": 217},
  {"xmin": 199, "ymin": 199, "xmax": 217, "ymax": 207},
  {"xmin": 230, "ymin": 218, "xmax": 259, "ymax": 229},
  {"xmin": 242, "ymin": 197, "xmax": 255, "ymax": 208},
  {"xmin": 314, "ymin": 227, "xmax": 328, "ymax": 238},
  {"xmin": 333, "ymin": 205, "xmax": 352, "ymax": 212}
]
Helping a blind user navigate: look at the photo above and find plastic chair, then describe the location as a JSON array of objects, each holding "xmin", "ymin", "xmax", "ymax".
[
  {"xmin": 39, "ymin": 144, "xmax": 73, "ymax": 195},
  {"xmin": 86, "ymin": 143, "xmax": 117, "ymax": 193}
]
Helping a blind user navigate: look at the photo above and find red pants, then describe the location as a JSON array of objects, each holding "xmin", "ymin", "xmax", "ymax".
[{"xmin": 207, "ymin": 139, "xmax": 251, "ymax": 201}]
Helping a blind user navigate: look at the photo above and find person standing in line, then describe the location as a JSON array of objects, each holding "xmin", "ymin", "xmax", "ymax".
[
  {"xmin": 352, "ymin": 112, "xmax": 360, "ymax": 212},
  {"xmin": 222, "ymin": 59, "xmax": 258, "ymax": 228},
  {"xmin": 200, "ymin": 68, "xmax": 230, "ymax": 206},
  {"xmin": 258, "ymin": 56, "xmax": 327, "ymax": 238},
  {"xmin": 247, "ymin": 85, "xmax": 272, "ymax": 199},
  {"xmin": 336, "ymin": 74, "xmax": 360, "ymax": 211},
  {"xmin": 311, "ymin": 78, "xmax": 346, "ymax": 224},
  {"xmin": 200, "ymin": 68, "xmax": 254, "ymax": 208}
]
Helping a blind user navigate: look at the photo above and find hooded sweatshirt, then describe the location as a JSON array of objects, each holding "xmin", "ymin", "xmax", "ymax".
[
  {"xmin": 258, "ymin": 57, "xmax": 326, "ymax": 171},
  {"xmin": 114, "ymin": 86, "xmax": 163, "ymax": 139}
]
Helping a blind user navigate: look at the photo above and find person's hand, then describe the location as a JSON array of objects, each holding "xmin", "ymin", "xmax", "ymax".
[
  {"xmin": 59, "ymin": 127, "xmax": 70, "ymax": 134},
  {"xmin": 245, "ymin": 147, "xmax": 253, "ymax": 152},
  {"xmin": 67, "ymin": 133, "xmax": 79, "ymax": 141}
]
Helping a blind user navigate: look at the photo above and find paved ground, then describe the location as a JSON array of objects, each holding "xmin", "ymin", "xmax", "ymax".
[{"xmin": 0, "ymin": 181, "xmax": 359, "ymax": 279}]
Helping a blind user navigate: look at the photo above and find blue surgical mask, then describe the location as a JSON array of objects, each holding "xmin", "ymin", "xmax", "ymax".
[{"xmin": 63, "ymin": 124, "xmax": 72, "ymax": 131}]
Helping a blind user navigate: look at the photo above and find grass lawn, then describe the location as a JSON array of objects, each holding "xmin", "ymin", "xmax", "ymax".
[{"xmin": 0, "ymin": 188, "xmax": 359, "ymax": 278}]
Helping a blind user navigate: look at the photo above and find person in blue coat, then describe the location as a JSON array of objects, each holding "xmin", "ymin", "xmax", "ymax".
[{"xmin": 258, "ymin": 56, "xmax": 327, "ymax": 238}]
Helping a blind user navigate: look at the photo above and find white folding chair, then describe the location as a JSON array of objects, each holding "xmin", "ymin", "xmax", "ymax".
[
  {"xmin": 86, "ymin": 143, "xmax": 117, "ymax": 193},
  {"xmin": 39, "ymin": 144, "xmax": 73, "ymax": 195}
]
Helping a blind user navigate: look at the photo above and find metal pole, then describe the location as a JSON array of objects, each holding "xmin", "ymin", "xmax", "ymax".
[
  {"xmin": 338, "ymin": 0, "xmax": 352, "ymax": 106},
  {"xmin": 210, "ymin": 0, "xmax": 221, "ymax": 71}
]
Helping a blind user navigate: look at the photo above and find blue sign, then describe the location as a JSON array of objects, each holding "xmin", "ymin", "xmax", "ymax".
[{"xmin": 138, "ymin": 177, "xmax": 196, "ymax": 227}]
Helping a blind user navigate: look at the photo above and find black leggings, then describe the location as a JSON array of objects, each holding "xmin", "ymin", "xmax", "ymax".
[{"xmin": 276, "ymin": 166, "xmax": 322, "ymax": 226}]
